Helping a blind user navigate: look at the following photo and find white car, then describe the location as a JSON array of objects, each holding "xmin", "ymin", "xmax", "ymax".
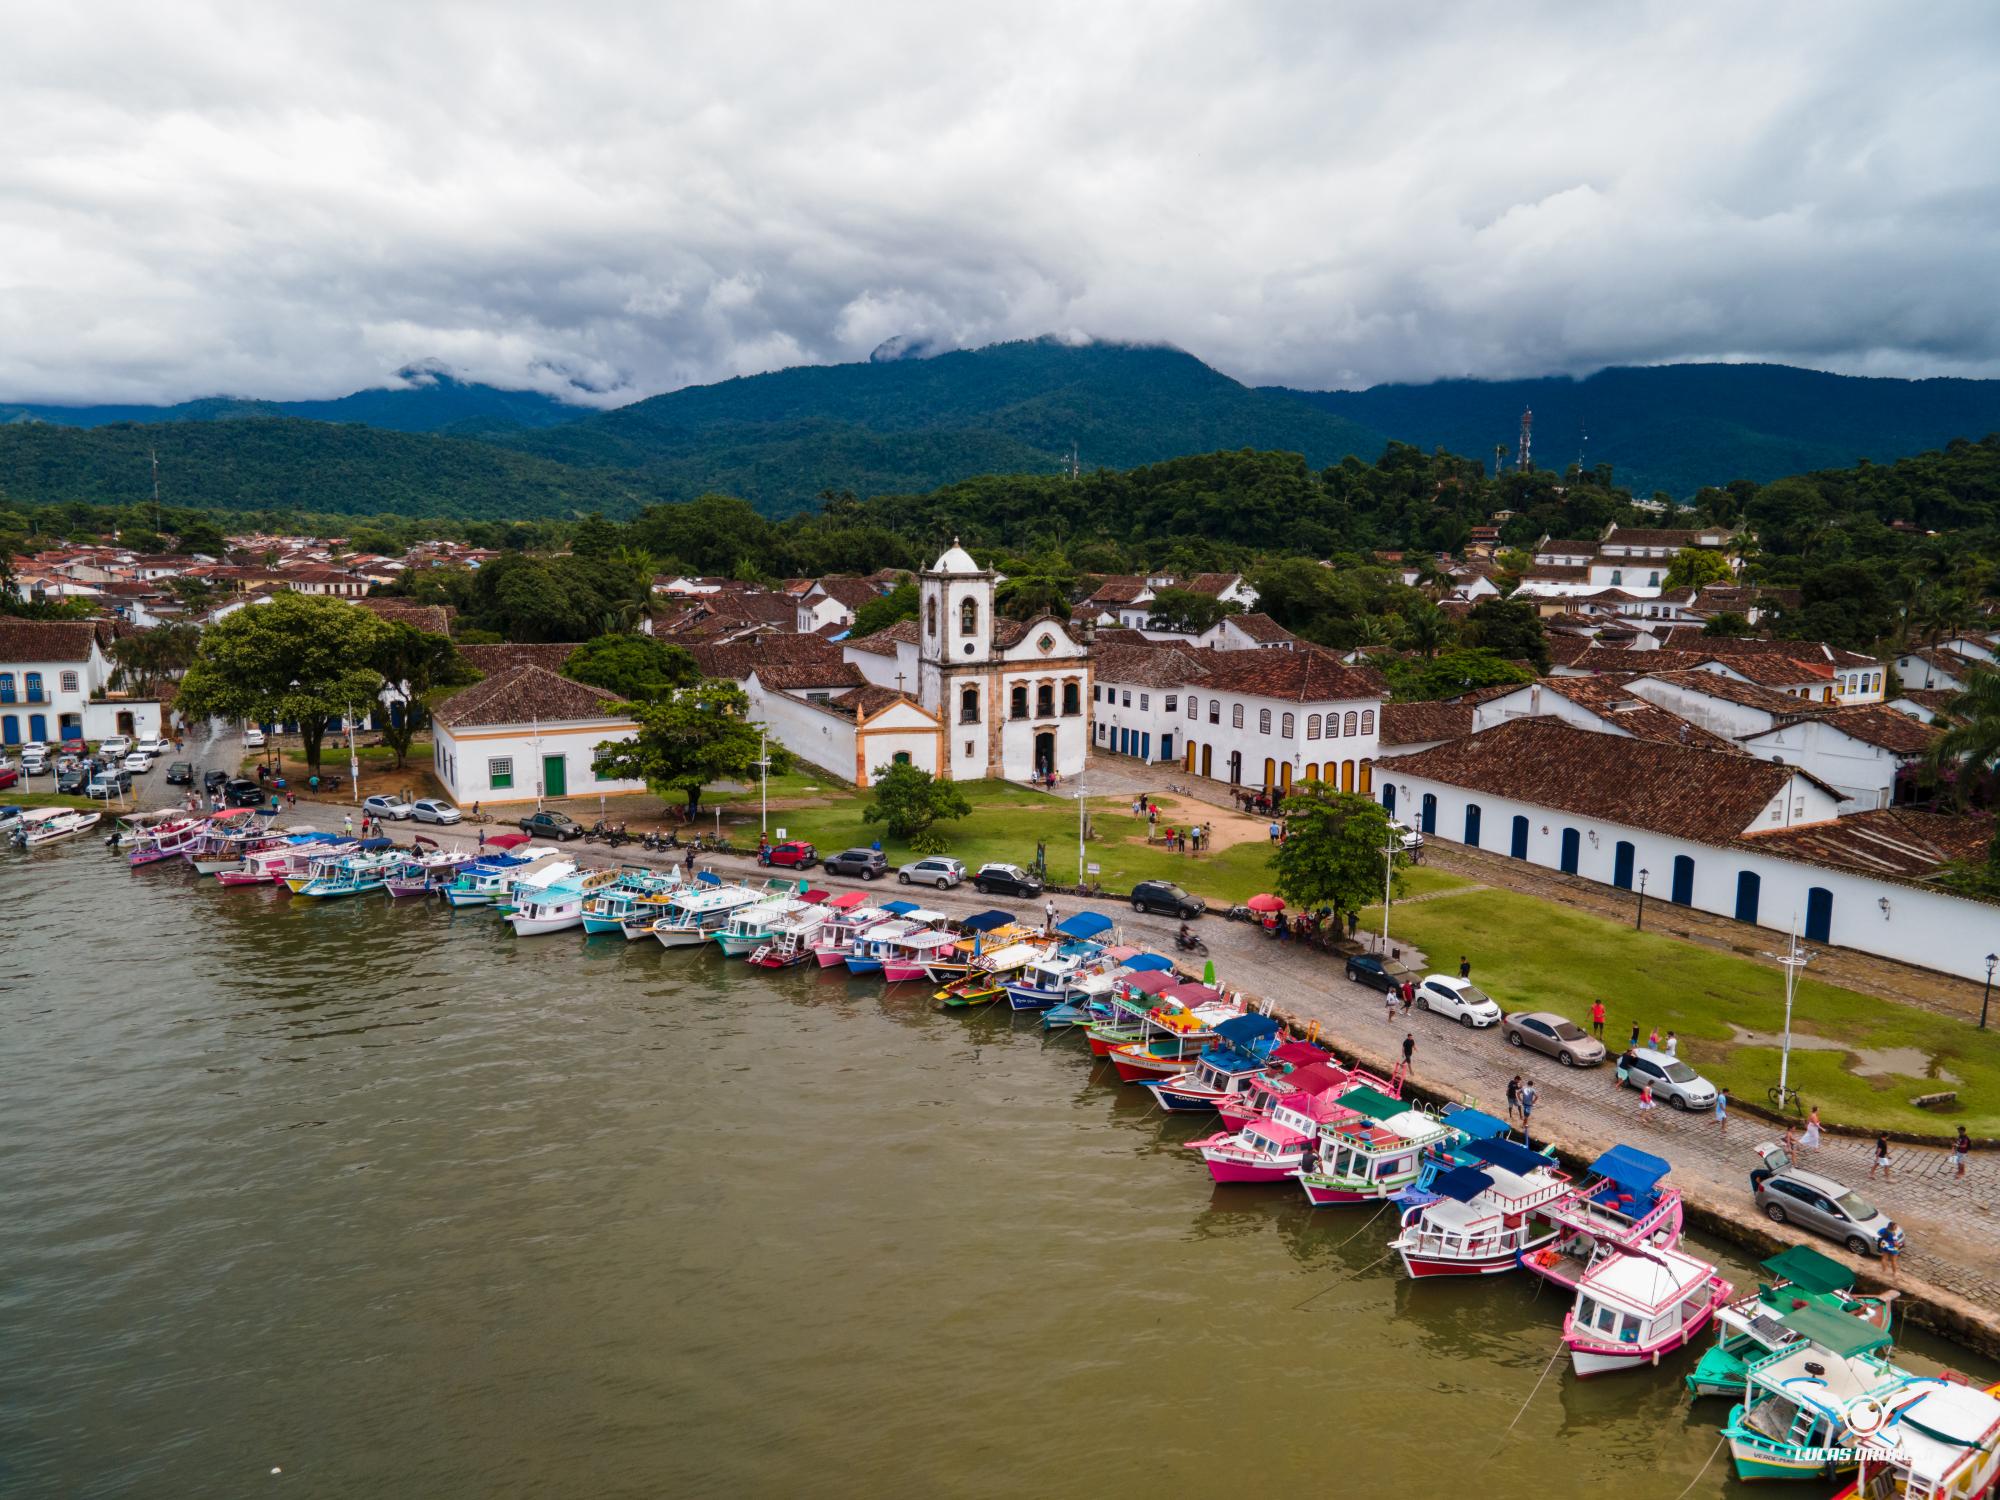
[
  {"xmin": 99, "ymin": 735, "xmax": 133, "ymax": 759},
  {"xmin": 1387, "ymin": 820, "xmax": 1425, "ymax": 852},
  {"xmin": 410, "ymin": 799, "xmax": 461, "ymax": 825},
  {"xmin": 123, "ymin": 750, "xmax": 156, "ymax": 772},
  {"xmin": 133, "ymin": 735, "xmax": 173, "ymax": 756},
  {"xmin": 19, "ymin": 744, "xmax": 48, "ymax": 774},
  {"xmin": 1417, "ymin": 975, "xmax": 1502, "ymax": 1028},
  {"xmin": 898, "ymin": 855, "xmax": 966, "ymax": 889},
  {"xmin": 362, "ymin": 794, "xmax": 415, "ymax": 821},
  {"xmin": 242, "ymin": 727, "xmax": 266, "ymax": 749}
]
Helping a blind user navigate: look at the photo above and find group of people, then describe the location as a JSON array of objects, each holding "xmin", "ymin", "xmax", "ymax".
[
  {"xmin": 1133, "ymin": 798, "xmax": 1211, "ymax": 855},
  {"xmin": 1503, "ymin": 1074, "xmax": 1541, "ymax": 1135}
]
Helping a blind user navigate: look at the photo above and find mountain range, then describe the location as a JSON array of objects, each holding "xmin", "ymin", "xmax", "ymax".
[{"xmin": 4, "ymin": 340, "xmax": 2000, "ymax": 521}]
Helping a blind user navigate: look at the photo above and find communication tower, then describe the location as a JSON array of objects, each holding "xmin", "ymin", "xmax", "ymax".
[{"xmin": 1515, "ymin": 408, "xmax": 1534, "ymax": 473}]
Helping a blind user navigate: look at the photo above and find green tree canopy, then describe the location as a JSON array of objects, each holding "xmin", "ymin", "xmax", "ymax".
[
  {"xmin": 1270, "ymin": 785, "xmax": 1405, "ymax": 920},
  {"xmin": 862, "ymin": 761, "xmax": 971, "ymax": 841},
  {"xmin": 1459, "ymin": 597, "xmax": 1550, "ymax": 672},
  {"xmin": 563, "ymin": 633, "xmax": 699, "ymax": 703},
  {"xmin": 1382, "ymin": 647, "xmax": 1535, "ymax": 702},
  {"xmin": 588, "ymin": 679, "xmax": 778, "ymax": 819},
  {"xmin": 851, "ymin": 581, "xmax": 918, "ymax": 637},
  {"xmin": 373, "ymin": 623, "xmax": 479, "ymax": 768},
  {"xmin": 109, "ymin": 622, "xmax": 202, "ymax": 697},
  {"xmin": 1145, "ymin": 587, "xmax": 1239, "ymax": 634},
  {"xmin": 1663, "ymin": 547, "xmax": 1733, "ymax": 590},
  {"xmin": 175, "ymin": 594, "xmax": 389, "ymax": 770}
]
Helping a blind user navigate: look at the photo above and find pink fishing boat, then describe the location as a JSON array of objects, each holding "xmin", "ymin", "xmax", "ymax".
[
  {"xmin": 1560, "ymin": 1244, "xmax": 1731, "ymax": 1378},
  {"xmin": 810, "ymin": 893, "xmax": 882, "ymax": 967},
  {"xmin": 217, "ymin": 833, "xmax": 353, "ymax": 886},
  {"xmin": 1191, "ymin": 1084, "xmax": 1364, "ymax": 1183},
  {"xmin": 880, "ymin": 927, "xmax": 961, "ymax": 984},
  {"xmin": 1390, "ymin": 1138, "xmax": 1573, "ymax": 1280},
  {"xmin": 126, "ymin": 813, "xmax": 208, "ymax": 868}
]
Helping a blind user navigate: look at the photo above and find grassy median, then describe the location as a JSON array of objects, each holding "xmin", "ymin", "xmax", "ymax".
[{"xmin": 1363, "ymin": 885, "xmax": 1996, "ymax": 1135}]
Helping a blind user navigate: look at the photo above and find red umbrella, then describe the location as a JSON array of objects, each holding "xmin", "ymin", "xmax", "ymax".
[
  {"xmin": 485, "ymin": 831, "xmax": 530, "ymax": 849},
  {"xmin": 1246, "ymin": 893, "xmax": 1286, "ymax": 913}
]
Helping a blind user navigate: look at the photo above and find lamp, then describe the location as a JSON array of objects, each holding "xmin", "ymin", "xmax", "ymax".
[
  {"xmin": 1636, "ymin": 868, "xmax": 1650, "ymax": 931},
  {"xmin": 1982, "ymin": 953, "xmax": 1997, "ymax": 1031},
  {"xmin": 1877, "ymin": 896, "xmax": 1891, "ymax": 919}
]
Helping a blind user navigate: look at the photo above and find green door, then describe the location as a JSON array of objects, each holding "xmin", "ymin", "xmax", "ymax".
[{"xmin": 543, "ymin": 754, "xmax": 567, "ymax": 798}]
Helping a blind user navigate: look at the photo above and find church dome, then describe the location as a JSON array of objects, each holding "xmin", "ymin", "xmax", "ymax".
[{"xmin": 930, "ymin": 539, "xmax": 981, "ymax": 574}]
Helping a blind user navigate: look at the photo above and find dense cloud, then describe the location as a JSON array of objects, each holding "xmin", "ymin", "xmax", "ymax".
[{"xmin": 3, "ymin": 1, "xmax": 1998, "ymax": 406}]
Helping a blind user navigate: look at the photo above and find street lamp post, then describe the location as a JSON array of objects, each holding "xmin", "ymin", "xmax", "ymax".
[
  {"xmin": 1380, "ymin": 817, "xmax": 1396, "ymax": 951},
  {"xmin": 758, "ymin": 729, "xmax": 770, "ymax": 836},
  {"xmin": 1635, "ymin": 868, "xmax": 1649, "ymax": 931},
  {"xmin": 1763, "ymin": 921, "xmax": 1811, "ymax": 1101},
  {"xmin": 1982, "ymin": 952, "xmax": 1998, "ymax": 1031}
]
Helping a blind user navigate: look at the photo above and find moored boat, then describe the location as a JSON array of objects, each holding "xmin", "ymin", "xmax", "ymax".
[
  {"xmin": 506, "ymin": 865, "xmax": 614, "ymax": 935},
  {"xmin": 1722, "ymin": 1318, "xmax": 1926, "ymax": 1482},
  {"xmin": 1390, "ymin": 1137, "xmax": 1572, "ymax": 1279},
  {"xmin": 1520, "ymin": 1145, "xmax": 1684, "ymax": 1291},
  {"xmin": 184, "ymin": 808, "xmax": 276, "ymax": 873},
  {"xmin": 218, "ymin": 831, "xmax": 349, "ymax": 886},
  {"xmin": 652, "ymin": 883, "xmax": 767, "ymax": 948},
  {"xmin": 1105, "ymin": 987, "xmax": 1236, "ymax": 1083},
  {"xmin": 936, "ymin": 940, "xmax": 1046, "ymax": 1007},
  {"xmin": 1299, "ymin": 1092, "xmax": 1459, "ymax": 1207},
  {"xmin": 122, "ymin": 809, "xmax": 209, "ymax": 867},
  {"xmin": 1560, "ymin": 1242, "xmax": 1730, "ymax": 1377},
  {"xmin": 293, "ymin": 849, "xmax": 407, "ymax": 899},
  {"xmin": 1141, "ymin": 1014, "xmax": 1287, "ymax": 1111},
  {"xmin": 1686, "ymin": 1245, "xmax": 1895, "ymax": 1402},
  {"xmin": 713, "ymin": 895, "xmax": 815, "ymax": 957},
  {"xmin": 1838, "ymin": 1377, "xmax": 2000, "ymax": 1500},
  {"xmin": 746, "ymin": 903, "xmax": 834, "ymax": 968},
  {"xmin": 13, "ymin": 807, "xmax": 103, "ymax": 848}
]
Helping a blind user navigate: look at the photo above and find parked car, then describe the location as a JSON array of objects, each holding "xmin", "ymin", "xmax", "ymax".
[
  {"xmin": 1416, "ymin": 975, "xmax": 1502, "ymax": 1028},
  {"xmin": 409, "ymin": 799, "xmax": 461, "ymax": 825},
  {"xmin": 202, "ymin": 769, "xmax": 231, "ymax": 795},
  {"xmin": 223, "ymin": 778, "xmax": 266, "ymax": 808},
  {"xmin": 123, "ymin": 751, "xmax": 156, "ymax": 773},
  {"xmin": 133, "ymin": 735, "xmax": 173, "ymax": 755},
  {"xmin": 1751, "ymin": 1144, "xmax": 1889, "ymax": 1256},
  {"xmin": 59, "ymin": 734, "xmax": 86, "ymax": 756},
  {"xmin": 974, "ymin": 862, "xmax": 1043, "ymax": 898},
  {"xmin": 823, "ymin": 847, "xmax": 888, "ymax": 879},
  {"xmin": 1387, "ymin": 820, "xmax": 1425, "ymax": 852},
  {"xmin": 363, "ymin": 794, "xmax": 415, "ymax": 821},
  {"xmin": 898, "ymin": 855, "xmax": 965, "ymax": 889},
  {"xmin": 0, "ymin": 767, "xmax": 16, "ymax": 790},
  {"xmin": 759, "ymin": 839, "xmax": 818, "ymax": 869},
  {"xmin": 1130, "ymin": 879, "xmax": 1202, "ymax": 919},
  {"xmin": 519, "ymin": 809, "xmax": 582, "ymax": 841},
  {"xmin": 1502, "ymin": 1011, "xmax": 1606, "ymax": 1067},
  {"xmin": 242, "ymin": 727, "xmax": 266, "ymax": 749},
  {"xmin": 98, "ymin": 735, "xmax": 132, "ymax": 760},
  {"xmin": 86, "ymin": 775, "xmax": 128, "ymax": 799},
  {"xmin": 19, "ymin": 744, "xmax": 48, "ymax": 775},
  {"xmin": 1342, "ymin": 953, "xmax": 1410, "ymax": 993},
  {"xmin": 56, "ymin": 764, "xmax": 91, "ymax": 795},
  {"xmin": 1616, "ymin": 1046, "xmax": 1717, "ymax": 1110},
  {"xmin": 165, "ymin": 761, "xmax": 194, "ymax": 785}
]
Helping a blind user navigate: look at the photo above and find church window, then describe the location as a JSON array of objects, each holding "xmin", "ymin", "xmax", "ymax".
[
  {"xmin": 1036, "ymin": 633, "xmax": 1056, "ymax": 655},
  {"xmin": 1036, "ymin": 683, "xmax": 1054, "ymax": 717},
  {"xmin": 1308, "ymin": 714, "xmax": 1322, "ymax": 739},
  {"xmin": 1361, "ymin": 709, "xmax": 1375, "ymax": 734},
  {"xmin": 1231, "ymin": 704, "xmax": 1243, "ymax": 729},
  {"xmin": 960, "ymin": 685, "xmax": 979, "ymax": 724},
  {"xmin": 1010, "ymin": 685, "xmax": 1028, "ymax": 719},
  {"xmin": 925, "ymin": 596, "xmax": 938, "ymax": 636},
  {"xmin": 1343, "ymin": 710, "xmax": 1358, "ymax": 734},
  {"xmin": 1064, "ymin": 681, "xmax": 1081, "ymax": 716},
  {"xmin": 1281, "ymin": 712, "xmax": 1294, "ymax": 737}
]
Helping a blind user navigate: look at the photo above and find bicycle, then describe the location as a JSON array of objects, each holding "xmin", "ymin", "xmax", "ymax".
[{"xmin": 1767, "ymin": 1082, "xmax": 1803, "ymax": 1114}]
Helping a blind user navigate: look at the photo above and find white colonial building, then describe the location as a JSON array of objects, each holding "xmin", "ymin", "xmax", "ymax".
[
  {"xmin": 0, "ymin": 619, "xmax": 164, "ymax": 748},
  {"xmin": 1379, "ymin": 717, "xmax": 1998, "ymax": 982},
  {"xmin": 845, "ymin": 542, "xmax": 1091, "ymax": 782},
  {"xmin": 430, "ymin": 665, "xmax": 646, "ymax": 805}
]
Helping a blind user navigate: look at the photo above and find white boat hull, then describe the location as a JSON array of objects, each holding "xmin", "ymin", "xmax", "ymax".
[{"xmin": 509, "ymin": 911, "xmax": 585, "ymax": 936}]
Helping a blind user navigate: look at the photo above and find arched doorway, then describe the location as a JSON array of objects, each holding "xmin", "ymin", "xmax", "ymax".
[
  {"xmin": 1735, "ymin": 870, "xmax": 1761, "ymax": 925},
  {"xmin": 1671, "ymin": 855, "xmax": 1695, "ymax": 906},
  {"xmin": 1200, "ymin": 743, "xmax": 1213, "ymax": 778},
  {"xmin": 1227, "ymin": 750, "xmax": 1242, "ymax": 785},
  {"xmin": 1034, "ymin": 732, "xmax": 1055, "ymax": 775},
  {"xmin": 1464, "ymin": 804, "xmax": 1482, "ymax": 847},
  {"xmin": 1280, "ymin": 763, "xmax": 1293, "ymax": 794},
  {"xmin": 1303, "ymin": 763, "xmax": 1318, "ymax": 781},
  {"xmin": 1381, "ymin": 785, "xmax": 1396, "ymax": 815},
  {"xmin": 1263, "ymin": 757, "xmax": 1276, "ymax": 790},
  {"xmin": 1359, "ymin": 762, "xmax": 1372, "ymax": 794},
  {"xmin": 1509, "ymin": 815, "xmax": 1529, "ymax": 859},
  {"xmin": 1419, "ymin": 793, "xmax": 1437, "ymax": 835},
  {"xmin": 1613, "ymin": 841, "xmax": 1635, "ymax": 889},
  {"xmin": 1341, "ymin": 759, "xmax": 1355, "ymax": 792},
  {"xmin": 1559, "ymin": 827, "xmax": 1581, "ymax": 874},
  {"xmin": 1185, "ymin": 743, "xmax": 1196, "ymax": 774},
  {"xmin": 1805, "ymin": 886, "xmax": 1833, "ymax": 942}
]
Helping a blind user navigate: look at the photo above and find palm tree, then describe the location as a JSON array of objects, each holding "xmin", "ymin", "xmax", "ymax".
[
  {"xmin": 1925, "ymin": 664, "xmax": 2000, "ymax": 807},
  {"xmin": 1399, "ymin": 601, "xmax": 1450, "ymax": 659}
]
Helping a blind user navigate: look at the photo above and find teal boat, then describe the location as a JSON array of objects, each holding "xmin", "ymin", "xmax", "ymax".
[
  {"xmin": 1722, "ymin": 1305, "xmax": 1918, "ymax": 1482},
  {"xmin": 1687, "ymin": 1245, "xmax": 1894, "ymax": 1401}
]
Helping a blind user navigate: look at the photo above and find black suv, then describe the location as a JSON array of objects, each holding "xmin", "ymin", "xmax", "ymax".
[
  {"xmin": 203, "ymin": 769, "xmax": 231, "ymax": 795},
  {"xmin": 165, "ymin": 761, "xmax": 194, "ymax": 785},
  {"xmin": 56, "ymin": 764, "xmax": 91, "ymax": 794},
  {"xmin": 1343, "ymin": 954, "xmax": 1403, "ymax": 993},
  {"xmin": 223, "ymin": 778, "xmax": 266, "ymax": 808},
  {"xmin": 519, "ymin": 809, "xmax": 583, "ymax": 841},
  {"xmin": 823, "ymin": 847, "xmax": 888, "ymax": 879},
  {"xmin": 1130, "ymin": 880, "xmax": 1202, "ymax": 919},
  {"xmin": 973, "ymin": 863, "xmax": 1044, "ymax": 898}
]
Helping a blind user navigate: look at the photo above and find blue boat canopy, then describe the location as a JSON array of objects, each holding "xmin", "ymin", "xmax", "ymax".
[
  {"xmin": 880, "ymin": 899, "xmax": 919, "ymax": 915},
  {"xmin": 1196, "ymin": 1046, "xmax": 1267, "ymax": 1074},
  {"xmin": 1429, "ymin": 1166, "xmax": 1495, "ymax": 1202},
  {"xmin": 1464, "ymin": 1137, "xmax": 1551, "ymax": 1176},
  {"xmin": 959, "ymin": 909, "xmax": 1014, "ymax": 932},
  {"xmin": 1213, "ymin": 1013, "xmax": 1281, "ymax": 1047},
  {"xmin": 696, "ymin": 870, "xmax": 722, "ymax": 886},
  {"xmin": 1589, "ymin": 1144, "xmax": 1672, "ymax": 1197},
  {"xmin": 1055, "ymin": 911, "xmax": 1114, "ymax": 939},
  {"xmin": 1121, "ymin": 953, "xmax": 1174, "ymax": 972},
  {"xmin": 1441, "ymin": 1106, "xmax": 1510, "ymax": 1141}
]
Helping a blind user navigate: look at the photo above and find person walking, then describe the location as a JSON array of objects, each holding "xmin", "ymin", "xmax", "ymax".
[
  {"xmin": 1519, "ymin": 1081, "xmax": 1538, "ymax": 1139},
  {"xmin": 1590, "ymin": 999, "xmax": 1606, "ymax": 1039},
  {"xmin": 1044, "ymin": 898, "xmax": 1057, "ymax": 932},
  {"xmin": 1385, "ymin": 988, "xmax": 1398, "ymax": 1025},
  {"xmin": 477, "ymin": 828, "xmax": 487, "ymax": 854},
  {"xmin": 1951, "ymin": 1126, "xmax": 1972, "ymax": 1179},
  {"xmin": 1401, "ymin": 1032, "xmax": 1415, "ymax": 1072},
  {"xmin": 1870, "ymin": 1133, "xmax": 1892, "ymax": 1179},
  {"xmin": 1876, "ymin": 1220, "xmax": 1905, "ymax": 1279},
  {"xmin": 1714, "ymin": 1086, "xmax": 1729, "ymax": 1132},
  {"xmin": 1504, "ymin": 1074, "xmax": 1521, "ymax": 1123},
  {"xmin": 1664, "ymin": 1030, "xmax": 1678, "ymax": 1057},
  {"xmin": 1802, "ymin": 1106, "xmax": 1822, "ymax": 1153},
  {"xmin": 682, "ymin": 844, "xmax": 696, "ymax": 875},
  {"xmin": 1637, "ymin": 1083, "xmax": 1657, "ymax": 1122},
  {"xmin": 1627, "ymin": 1022, "xmax": 1641, "ymax": 1051},
  {"xmin": 1347, "ymin": 910, "xmax": 1359, "ymax": 939},
  {"xmin": 343, "ymin": 813, "xmax": 354, "ymax": 838},
  {"xmin": 1458, "ymin": 956, "xmax": 1470, "ymax": 979},
  {"xmin": 1400, "ymin": 978, "xmax": 1415, "ymax": 1015},
  {"xmin": 1268, "ymin": 820, "xmax": 1281, "ymax": 846}
]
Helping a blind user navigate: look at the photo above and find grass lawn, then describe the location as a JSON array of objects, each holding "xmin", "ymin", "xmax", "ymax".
[
  {"xmin": 725, "ymin": 782, "xmax": 1285, "ymax": 906},
  {"xmin": 1361, "ymin": 885, "xmax": 1996, "ymax": 1135},
  {"xmin": 6, "ymin": 790, "xmax": 100, "ymax": 810}
]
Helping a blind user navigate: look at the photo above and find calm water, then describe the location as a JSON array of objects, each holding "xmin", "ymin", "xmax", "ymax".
[{"xmin": 3, "ymin": 842, "xmax": 1990, "ymax": 1499}]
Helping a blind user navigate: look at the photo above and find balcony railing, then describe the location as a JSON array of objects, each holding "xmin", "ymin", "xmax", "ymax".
[{"xmin": 0, "ymin": 691, "xmax": 53, "ymax": 705}]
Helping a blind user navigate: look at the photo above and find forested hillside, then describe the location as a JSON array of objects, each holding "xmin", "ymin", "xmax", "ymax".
[{"xmin": 1277, "ymin": 363, "xmax": 2000, "ymax": 499}]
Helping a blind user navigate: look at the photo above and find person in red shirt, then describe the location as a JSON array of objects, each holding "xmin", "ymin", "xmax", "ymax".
[{"xmin": 1589, "ymin": 999, "xmax": 1606, "ymax": 1039}]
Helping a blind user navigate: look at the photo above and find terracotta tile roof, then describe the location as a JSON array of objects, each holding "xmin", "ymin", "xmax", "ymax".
[
  {"xmin": 825, "ymin": 685, "xmax": 936, "ymax": 720},
  {"xmin": 1890, "ymin": 688, "xmax": 1962, "ymax": 721},
  {"xmin": 353, "ymin": 599, "xmax": 455, "ymax": 634},
  {"xmin": 1630, "ymin": 668, "xmax": 1828, "ymax": 719},
  {"xmin": 1379, "ymin": 701, "xmax": 1474, "ymax": 746},
  {"xmin": 812, "ymin": 576, "xmax": 879, "ymax": 611},
  {"xmin": 844, "ymin": 619, "xmax": 920, "ymax": 656},
  {"xmin": 1899, "ymin": 647, "xmax": 1972, "ymax": 684},
  {"xmin": 1738, "ymin": 808, "xmax": 1994, "ymax": 885},
  {"xmin": 1601, "ymin": 527, "xmax": 1731, "ymax": 548},
  {"xmin": 690, "ymin": 634, "xmax": 857, "ymax": 684},
  {"xmin": 1085, "ymin": 580, "xmax": 1149, "ymax": 605},
  {"xmin": 1091, "ymin": 641, "xmax": 1211, "ymax": 689},
  {"xmin": 1184, "ymin": 572, "xmax": 1243, "ymax": 597},
  {"xmin": 457, "ymin": 642, "xmax": 583, "ymax": 676},
  {"xmin": 747, "ymin": 661, "xmax": 867, "ymax": 691},
  {"xmin": 1534, "ymin": 676, "xmax": 1739, "ymax": 751},
  {"xmin": 1652, "ymin": 629, "xmax": 1878, "ymax": 670},
  {"xmin": 1223, "ymin": 612, "xmax": 1297, "ymax": 643},
  {"xmin": 1386, "ymin": 718, "xmax": 1820, "ymax": 843},
  {"xmin": 1748, "ymin": 704, "xmax": 1943, "ymax": 756},
  {"xmin": 434, "ymin": 665, "xmax": 630, "ymax": 728},
  {"xmin": 1517, "ymin": 564, "xmax": 1590, "ymax": 582},
  {"xmin": 1191, "ymin": 648, "xmax": 1386, "ymax": 703},
  {"xmin": 0, "ymin": 618, "xmax": 100, "ymax": 662}
]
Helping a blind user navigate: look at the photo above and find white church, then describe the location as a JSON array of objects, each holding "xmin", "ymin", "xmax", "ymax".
[{"xmin": 842, "ymin": 542, "xmax": 1093, "ymax": 782}]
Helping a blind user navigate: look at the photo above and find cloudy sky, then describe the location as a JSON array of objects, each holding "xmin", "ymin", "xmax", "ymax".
[{"xmin": 3, "ymin": 1, "xmax": 1997, "ymax": 407}]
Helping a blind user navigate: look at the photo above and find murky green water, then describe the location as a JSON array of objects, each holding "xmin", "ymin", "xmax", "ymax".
[{"xmin": 3, "ymin": 841, "xmax": 1990, "ymax": 1498}]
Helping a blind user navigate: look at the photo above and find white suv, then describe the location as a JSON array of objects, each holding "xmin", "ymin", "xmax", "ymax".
[
  {"xmin": 242, "ymin": 727, "xmax": 266, "ymax": 749},
  {"xmin": 898, "ymin": 856, "xmax": 966, "ymax": 890},
  {"xmin": 1417, "ymin": 975, "xmax": 1502, "ymax": 1028},
  {"xmin": 99, "ymin": 735, "xmax": 133, "ymax": 759},
  {"xmin": 134, "ymin": 735, "xmax": 173, "ymax": 756}
]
